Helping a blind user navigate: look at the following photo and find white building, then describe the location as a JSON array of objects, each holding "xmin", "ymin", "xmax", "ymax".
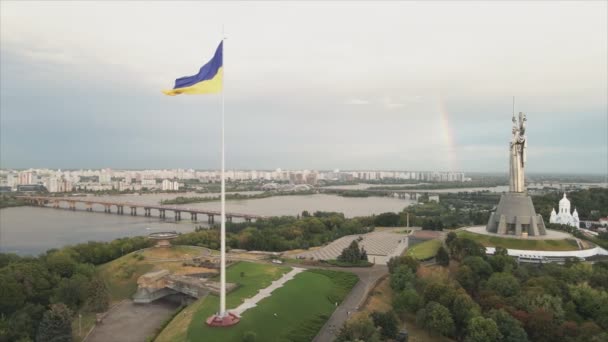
[
  {"xmin": 141, "ymin": 179, "xmax": 156, "ymax": 187},
  {"xmin": 549, "ymin": 193, "xmax": 580, "ymax": 228},
  {"xmin": 46, "ymin": 177, "xmax": 59, "ymax": 193},
  {"xmin": 161, "ymin": 179, "xmax": 180, "ymax": 191}
]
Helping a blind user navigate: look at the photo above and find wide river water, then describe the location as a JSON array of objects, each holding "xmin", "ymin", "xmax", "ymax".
[
  {"xmin": 0, "ymin": 193, "xmax": 414, "ymax": 255},
  {"xmin": 7, "ymin": 182, "xmax": 596, "ymax": 255}
]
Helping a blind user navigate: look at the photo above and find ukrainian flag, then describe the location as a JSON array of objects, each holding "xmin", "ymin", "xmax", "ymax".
[{"xmin": 163, "ymin": 41, "xmax": 223, "ymax": 96}]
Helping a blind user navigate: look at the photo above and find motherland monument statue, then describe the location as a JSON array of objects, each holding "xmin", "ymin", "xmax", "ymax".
[
  {"xmin": 486, "ymin": 111, "xmax": 547, "ymax": 236},
  {"xmin": 510, "ymin": 112, "xmax": 527, "ymax": 193}
]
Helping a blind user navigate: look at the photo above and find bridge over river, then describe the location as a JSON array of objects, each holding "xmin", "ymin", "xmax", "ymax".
[{"xmin": 17, "ymin": 196, "xmax": 264, "ymax": 223}]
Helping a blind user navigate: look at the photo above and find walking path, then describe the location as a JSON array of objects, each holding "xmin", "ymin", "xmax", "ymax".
[{"xmin": 233, "ymin": 267, "xmax": 305, "ymax": 316}]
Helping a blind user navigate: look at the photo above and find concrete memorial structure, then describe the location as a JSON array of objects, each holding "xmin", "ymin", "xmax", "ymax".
[
  {"xmin": 486, "ymin": 112, "xmax": 547, "ymax": 237},
  {"xmin": 149, "ymin": 231, "xmax": 179, "ymax": 248}
]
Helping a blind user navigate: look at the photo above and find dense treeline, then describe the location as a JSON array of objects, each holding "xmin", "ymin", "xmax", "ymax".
[
  {"xmin": 0, "ymin": 194, "xmax": 26, "ymax": 209},
  {"xmin": 0, "ymin": 236, "xmax": 153, "ymax": 341},
  {"xmin": 173, "ymin": 211, "xmax": 372, "ymax": 251},
  {"xmin": 160, "ymin": 190, "xmax": 315, "ymax": 205},
  {"xmin": 385, "ymin": 233, "xmax": 608, "ymax": 342},
  {"xmin": 403, "ymin": 198, "xmax": 493, "ymax": 230},
  {"xmin": 533, "ymin": 188, "xmax": 608, "ymax": 221},
  {"xmin": 369, "ymin": 178, "xmax": 508, "ymax": 191}
]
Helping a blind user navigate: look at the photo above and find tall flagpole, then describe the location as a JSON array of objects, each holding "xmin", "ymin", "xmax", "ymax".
[
  {"xmin": 220, "ymin": 25, "xmax": 227, "ymax": 317},
  {"xmin": 207, "ymin": 26, "xmax": 238, "ymax": 327}
]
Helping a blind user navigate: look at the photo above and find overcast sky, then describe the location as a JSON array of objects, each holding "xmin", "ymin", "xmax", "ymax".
[{"xmin": 1, "ymin": 1, "xmax": 606, "ymax": 173}]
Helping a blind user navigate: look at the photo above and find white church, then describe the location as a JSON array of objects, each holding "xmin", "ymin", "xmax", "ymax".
[{"xmin": 549, "ymin": 193, "xmax": 580, "ymax": 228}]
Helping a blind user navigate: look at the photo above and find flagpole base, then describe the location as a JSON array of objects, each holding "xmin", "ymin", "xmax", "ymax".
[{"xmin": 206, "ymin": 312, "xmax": 240, "ymax": 327}]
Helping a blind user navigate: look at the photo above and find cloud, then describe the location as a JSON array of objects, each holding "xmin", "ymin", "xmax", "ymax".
[
  {"xmin": 0, "ymin": 2, "xmax": 606, "ymax": 173},
  {"xmin": 344, "ymin": 98, "xmax": 370, "ymax": 105},
  {"xmin": 382, "ymin": 97, "xmax": 405, "ymax": 109}
]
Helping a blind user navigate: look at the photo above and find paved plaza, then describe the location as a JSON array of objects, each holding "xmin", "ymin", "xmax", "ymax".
[
  {"xmin": 87, "ymin": 299, "xmax": 180, "ymax": 342},
  {"xmin": 295, "ymin": 230, "xmax": 409, "ymax": 265}
]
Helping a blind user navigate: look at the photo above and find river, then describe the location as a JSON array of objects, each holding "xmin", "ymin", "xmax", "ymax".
[{"xmin": 0, "ymin": 193, "xmax": 413, "ymax": 255}]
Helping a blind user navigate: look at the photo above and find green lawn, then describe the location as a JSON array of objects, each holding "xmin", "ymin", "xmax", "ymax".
[
  {"xmin": 457, "ymin": 231, "xmax": 580, "ymax": 251},
  {"xmin": 187, "ymin": 269, "xmax": 357, "ymax": 342},
  {"xmin": 97, "ymin": 256, "xmax": 154, "ymax": 301},
  {"xmin": 156, "ymin": 261, "xmax": 290, "ymax": 341},
  {"xmin": 407, "ymin": 239, "xmax": 442, "ymax": 260}
]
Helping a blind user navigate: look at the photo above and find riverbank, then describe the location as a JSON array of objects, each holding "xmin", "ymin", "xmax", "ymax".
[
  {"xmin": 0, "ymin": 195, "xmax": 26, "ymax": 209},
  {"xmin": 160, "ymin": 190, "xmax": 315, "ymax": 205}
]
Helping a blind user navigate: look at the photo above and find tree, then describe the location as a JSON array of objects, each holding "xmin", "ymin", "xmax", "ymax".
[
  {"xmin": 51, "ymin": 275, "xmax": 88, "ymax": 310},
  {"xmin": 422, "ymin": 281, "xmax": 457, "ymax": 308},
  {"xmin": 374, "ymin": 212, "xmax": 401, "ymax": 227},
  {"xmin": 456, "ymin": 265, "xmax": 477, "ymax": 293},
  {"xmin": 387, "ymin": 256, "xmax": 419, "ymax": 274},
  {"xmin": 46, "ymin": 251, "xmax": 77, "ymax": 278},
  {"xmin": 0, "ymin": 273, "xmax": 26, "ymax": 315},
  {"xmin": 390, "ymin": 266, "xmax": 416, "ymax": 291},
  {"xmin": 436, "ymin": 246, "xmax": 450, "ymax": 266},
  {"xmin": 487, "ymin": 309, "xmax": 528, "ymax": 342},
  {"xmin": 335, "ymin": 315, "xmax": 381, "ymax": 342},
  {"xmin": 493, "ymin": 246, "xmax": 508, "ymax": 256},
  {"xmin": 486, "ymin": 272, "xmax": 520, "ymax": 297},
  {"xmin": 35, "ymin": 303, "xmax": 73, "ymax": 342},
  {"xmin": 489, "ymin": 254, "xmax": 517, "ymax": 273},
  {"xmin": 417, "ymin": 301, "xmax": 455, "ymax": 337},
  {"xmin": 86, "ymin": 277, "xmax": 109, "ymax": 313},
  {"xmin": 568, "ymin": 283, "xmax": 606, "ymax": 322},
  {"xmin": 528, "ymin": 294, "xmax": 565, "ymax": 322},
  {"xmin": 465, "ymin": 316, "xmax": 502, "ymax": 342},
  {"xmin": 446, "ymin": 231, "xmax": 457, "ymax": 246},
  {"xmin": 462, "ymin": 256, "xmax": 493, "ymax": 280},
  {"xmin": 393, "ymin": 288, "xmax": 421, "ymax": 314},
  {"xmin": 370, "ymin": 311, "xmax": 398, "ymax": 339},
  {"xmin": 525, "ymin": 309, "xmax": 558, "ymax": 342},
  {"xmin": 337, "ymin": 241, "xmax": 367, "ymax": 263},
  {"xmin": 450, "ymin": 238, "xmax": 486, "ymax": 260},
  {"xmin": 451, "ymin": 293, "xmax": 481, "ymax": 328}
]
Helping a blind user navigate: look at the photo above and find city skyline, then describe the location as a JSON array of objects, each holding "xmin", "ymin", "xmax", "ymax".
[{"xmin": 1, "ymin": 2, "xmax": 607, "ymax": 173}]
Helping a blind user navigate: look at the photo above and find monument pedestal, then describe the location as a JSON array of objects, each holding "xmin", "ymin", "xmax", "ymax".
[
  {"xmin": 206, "ymin": 312, "xmax": 240, "ymax": 327},
  {"xmin": 486, "ymin": 192, "xmax": 546, "ymax": 236}
]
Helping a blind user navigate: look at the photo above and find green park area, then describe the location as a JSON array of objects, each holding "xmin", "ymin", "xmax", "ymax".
[
  {"xmin": 157, "ymin": 263, "xmax": 357, "ymax": 342},
  {"xmin": 406, "ymin": 239, "xmax": 443, "ymax": 260},
  {"xmin": 457, "ymin": 230, "xmax": 581, "ymax": 251}
]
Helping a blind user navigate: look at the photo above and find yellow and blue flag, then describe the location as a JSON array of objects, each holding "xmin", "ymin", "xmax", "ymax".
[{"xmin": 163, "ymin": 41, "xmax": 223, "ymax": 96}]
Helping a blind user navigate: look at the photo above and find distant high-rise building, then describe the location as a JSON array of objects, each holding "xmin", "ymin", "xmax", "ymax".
[{"xmin": 19, "ymin": 171, "xmax": 34, "ymax": 185}]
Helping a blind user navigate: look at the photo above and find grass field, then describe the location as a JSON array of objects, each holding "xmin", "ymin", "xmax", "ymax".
[
  {"xmin": 457, "ymin": 231, "xmax": 580, "ymax": 251},
  {"xmin": 406, "ymin": 239, "xmax": 442, "ymax": 260},
  {"xmin": 185, "ymin": 268, "xmax": 357, "ymax": 342},
  {"xmin": 155, "ymin": 261, "xmax": 290, "ymax": 341}
]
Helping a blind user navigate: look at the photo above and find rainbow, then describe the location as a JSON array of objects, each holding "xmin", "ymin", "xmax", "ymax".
[{"xmin": 438, "ymin": 98, "xmax": 458, "ymax": 171}]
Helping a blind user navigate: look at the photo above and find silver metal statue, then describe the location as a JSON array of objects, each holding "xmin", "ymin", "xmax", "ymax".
[{"xmin": 509, "ymin": 112, "xmax": 527, "ymax": 192}]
